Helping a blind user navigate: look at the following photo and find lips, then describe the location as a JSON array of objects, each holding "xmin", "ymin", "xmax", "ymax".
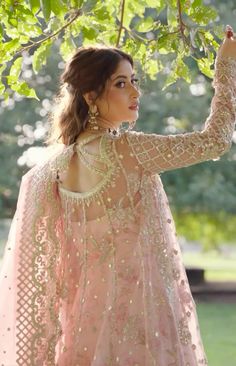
[{"xmin": 129, "ymin": 104, "xmax": 139, "ymax": 110}]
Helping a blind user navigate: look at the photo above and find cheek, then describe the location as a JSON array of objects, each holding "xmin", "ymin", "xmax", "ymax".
[
  {"xmin": 108, "ymin": 89, "xmax": 125, "ymax": 104},
  {"xmin": 108, "ymin": 90, "xmax": 129, "ymax": 113},
  {"xmin": 99, "ymin": 90, "xmax": 127, "ymax": 115}
]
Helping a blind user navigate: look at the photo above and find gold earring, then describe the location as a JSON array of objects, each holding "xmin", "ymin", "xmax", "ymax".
[{"xmin": 88, "ymin": 104, "xmax": 99, "ymax": 125}]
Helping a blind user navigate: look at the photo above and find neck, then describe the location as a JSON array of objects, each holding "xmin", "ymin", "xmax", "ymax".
[
  {"xmin": 96, "ymin": 117, "xmax": 121, "ymax": 130},
  {"xmin": 85, "ymin": 117, "xmax": 122, "ymax": 133}
]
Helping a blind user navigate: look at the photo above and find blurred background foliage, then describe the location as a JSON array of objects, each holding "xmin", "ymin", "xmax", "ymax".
[{"xmin": 0, "ymin": 0, "xmax": 236, "ymax": 251}]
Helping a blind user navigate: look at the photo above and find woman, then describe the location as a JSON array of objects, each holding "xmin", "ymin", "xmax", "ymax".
[{"xmin": 0, "ymin": 26, "xmax": 236, "ymax": 366}]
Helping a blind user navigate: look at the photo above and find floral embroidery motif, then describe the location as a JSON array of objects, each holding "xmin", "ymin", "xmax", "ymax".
[{"xmin": 178, "ymin": 317, "xmax": 192, "ymax": 345}]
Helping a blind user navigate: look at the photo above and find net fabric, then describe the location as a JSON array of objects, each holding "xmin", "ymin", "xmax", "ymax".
[
  {"xmin": 0, "ymin": 54, "xmax": 235, "ymax": 366},
  {"xmin": 125, "ymin": 55, "xmax": 236, "ymax": 175},
  {"xmin": 55, "ymin": 134, "xmax": 208, "ymax": 366},
  {"xmin": 0, "ymin": 144, "xmax": 73, "ymax": 366}
]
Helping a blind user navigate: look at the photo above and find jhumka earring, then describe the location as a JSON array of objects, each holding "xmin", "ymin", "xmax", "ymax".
[
  {"xmin": 87, "ymin": 104, "xmax": 99, "ymax": 128},
  {"xmin": 87, "ymin": 104, "xmax": 136, "ymax": 139}
]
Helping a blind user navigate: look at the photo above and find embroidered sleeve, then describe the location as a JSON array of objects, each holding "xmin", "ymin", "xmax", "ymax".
[{"xmin": 125, "ymin": 55, "xmax": 236, "ymax": 174}]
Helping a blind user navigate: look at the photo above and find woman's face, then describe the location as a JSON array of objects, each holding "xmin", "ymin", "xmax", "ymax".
[{"xmin": 95, "ymin": 59, "xmax": 141, "ymax": 126}]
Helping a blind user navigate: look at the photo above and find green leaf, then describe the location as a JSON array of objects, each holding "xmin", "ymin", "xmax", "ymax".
[
  {"xmin": 203, "ymin": 31, "xmax": 219, "ymax": 49},
  {"xmin": 145, "ymin": 0, "xmax": 165, "ymax": 10},
  {"xmin": 189, "ymin": 5, "xmax": 218, "ymax": 25},
  {"xmin": 50, "ymin": 0, "xmax": 67, "ymax": 19},
  {"xmin": 16, "ymin": 5, "xmax": 38, "ymax": 24},
  {"xmin": 5, "ymin": 39, "xmax": 20, "ymax": 53},
  {"xmin": 18, "ymin": 23, "xmax": 42, "ymax": 38},
  {"xmin": 94, "ymin": 5, "xmax": 111, "ymax": 21},
  {"xmin": 71, "ymin": 0, "xmax": 84, "ymax": 6},
  {"xmin": 135, "ymin": 17, "xmax": 154, "ymax": 32},
  {"xmin": 11, "ymin": 80, "xmax": 39, "ymax": 99},
  {"xmin": 29, "ymin": 0, "xmax": 41, "ymax": 14},
  {"xmin": 0, "ymin": 23, "xmax": 3, "ymax": 40},
  {"xmin": 9, "ymin": 56, "xmax": 23, "ymax": 79},
  {"xmin": 162, "ymin": 57, "xmax": 191, "ymax": 90},
  {"xmin": 19, "ymin": 34, "xmax": 30, "ymax": 44},
  {"xmin": 83, "ymin": 0, "xmax": 97, "ymax": 12},
  {"xmin": 60, "ymin": 37, "xmax": 76, "ymax": 61},
  {"xmin": 32, "ymin": 41, "xmax": 52, "ymax": 74},
  {"xmin": 163, "ymin": 70, "xmax": 178, "ymax": 90},
  {"xmin": 1, "ymin": 39, "xmax": 20, "ymax": 63},
  {"xmin": 40, "ymin": 0, "xmax": 51, "ymax": 21},
  {"xmin": 2, "ymin": 91, "xmax": 9, "ymax": 101},
  {"xmin": 123, "ymin": 0, "xmax": 144, "ymax": 29},
  {"xmin": 82, "ymin": 26, "xmax": 97, "ymax": 40},
  {"xmin": 45, "ymin": 17, "xmax": 62, "ymax": 33},
  {"xmin": 197, "ymin": 56, "xmax": 214, "ymax": 79},
  {"xmin": 167, "ymin": 5, "xmax": 178, "ymax": 29},
  {"xmin": 145, "ymin": 59, "xmax": 163, "ymax": 80},
  {"xmin": 4, "ymin": 26, "xmax": 19, "ymax": 39},
  {"xmin": 8, "ymin": 16, "xmax": 18, "ymax": 27},
  {"xmin": 6, "ymin": 75, "xmax": 19, "ymax": 84},
  {"xmin": 175, "ymin": 57, "xmax": 191, "ymax": 83},
  {"xmin": 122, "ymin": 38, "xmax": 142, "ymax": 58},
  {"xmin": 213, "ymin": 25, "xmax": 224, "ymax": 41},
  {"xmin": 157, "ymin": 32, "xmax": 178, "ymax": 54},
  {"xmin": 191, "ymin": 0, "xmax": 202, "ymax": 8},
  {"xmin": 0, "ymin": 82, "xmax": 5, "ymax": 95}
]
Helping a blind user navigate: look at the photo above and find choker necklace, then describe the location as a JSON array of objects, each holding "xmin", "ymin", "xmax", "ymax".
[
  {"xmin": 85, "ymin": 122, "xmax": 122, "ymax": 139},
  {"xmin": 85, "ymin": 121, "xmax": 136, "ymax": 140}
]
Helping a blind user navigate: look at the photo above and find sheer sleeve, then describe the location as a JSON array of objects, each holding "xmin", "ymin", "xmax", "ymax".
[{"xmin": 125, "ymin": 55, "xmax": 236, "ymax": 175}]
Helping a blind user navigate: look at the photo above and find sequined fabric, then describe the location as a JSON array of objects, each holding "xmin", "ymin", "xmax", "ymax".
[{"xmin": 0, "ymin": 55, "xmax": 236, "ymax": 366}]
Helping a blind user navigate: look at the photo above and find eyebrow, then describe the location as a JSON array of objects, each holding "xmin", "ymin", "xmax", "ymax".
[{"xmin": 112, "ymin": 73, "xmax": 136, "ymax": 81}]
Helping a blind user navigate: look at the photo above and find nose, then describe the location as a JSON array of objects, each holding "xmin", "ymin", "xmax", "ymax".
[{"xmin": 131, "ymin": 83, "xmax": 141, "ymax": 98}]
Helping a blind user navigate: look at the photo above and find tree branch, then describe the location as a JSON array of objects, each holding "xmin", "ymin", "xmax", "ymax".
[
  {"xmin": 15, "ymin": 9, "xmax": 82, "ymax": 56},
  {"xmin": 177, "ymin": 0, "xmax": 197, "ymax": 54},
  {"xmin": 116, "ymin": 0, "xmax": 126, "ymax": 48},
  {"xmin": 177, "ymin": 0, "xmax": 186, "ymax": 38}
]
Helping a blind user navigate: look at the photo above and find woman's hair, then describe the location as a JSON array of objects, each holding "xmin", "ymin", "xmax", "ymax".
[{"xmin": 45, "ymin": 46, "xmax": 134, "ymax": 146}]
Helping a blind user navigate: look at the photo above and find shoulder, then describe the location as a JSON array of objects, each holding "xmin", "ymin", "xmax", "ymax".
[
  {"xmin": 123, "ymin": 130, "xmax": 145, "ymax": 144},
  {"xmin": 123, "ymin": 130, "xmax": 156, "ymax": 148},
  {"xmin": 125, "ymin": 130, "xmax": 145, "ymax": 138}
]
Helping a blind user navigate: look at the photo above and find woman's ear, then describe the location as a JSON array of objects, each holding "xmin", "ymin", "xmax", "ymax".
[{"xmin": 83, "ymin": 91, "xmax": 97, "ymax": 106}]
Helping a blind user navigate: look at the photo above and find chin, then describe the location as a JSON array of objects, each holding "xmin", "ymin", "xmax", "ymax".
[
  {"xmin": 127, "ymin": 112, "xmax": 139, "ymax": 121},
  {"xmin": 130, "ymin": 114, "xmax": 139, "ymax": 121}
]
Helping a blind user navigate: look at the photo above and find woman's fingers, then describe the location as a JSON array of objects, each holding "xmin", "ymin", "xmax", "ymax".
[
  {"xmin": 216, "ymin": 24, "xmax": 236, "ymax": 60},
  {"xmin": 225, "ymin": 25, "xmax": 234, "ymax": 39}
]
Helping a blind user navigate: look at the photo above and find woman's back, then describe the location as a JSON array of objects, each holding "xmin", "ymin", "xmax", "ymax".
[
  {"xmin": 58, "ymin": 132, "xmax": 142, "ymax": 222},
  {"xmin": 55, "ymin": 131, "xmax": 207, "ymax": 365}
]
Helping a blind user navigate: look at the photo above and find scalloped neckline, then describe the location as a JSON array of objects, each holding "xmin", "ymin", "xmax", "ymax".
[{"xmin": 58, "ymin": 133, "xmax": 117, "ymax": 199}]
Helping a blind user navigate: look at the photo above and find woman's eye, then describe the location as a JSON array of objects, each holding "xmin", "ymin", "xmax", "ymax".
[
  {"xmin": 131, "ymin": 78, "xmax": 139, "ymax": 85},
  {"xmin": 115, "ymin": 79, "xmax": 139, "ymax": 88},
  {"xmin": 116, "ymin": 81, "xmax": 126, "ymax": 88}
]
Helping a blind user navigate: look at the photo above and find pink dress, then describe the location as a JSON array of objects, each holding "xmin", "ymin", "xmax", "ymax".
[{"xmin": 0, "ymin": 55, "xmax": 236, "ymax": 366}]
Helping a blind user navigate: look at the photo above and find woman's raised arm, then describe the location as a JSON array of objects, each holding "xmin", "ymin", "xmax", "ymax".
[{"xmin": 125, "ymin": 27, "xmax": 236, "ymax": 175}]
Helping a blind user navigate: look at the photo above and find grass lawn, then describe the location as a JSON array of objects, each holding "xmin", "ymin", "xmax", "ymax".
[
  {"xmin": 183, "ymin": 251, "xmax": 236, "ymax": 281},
  {"xmin": 196, "ymin": 301, "xmax": 236, "ymax": 366}
]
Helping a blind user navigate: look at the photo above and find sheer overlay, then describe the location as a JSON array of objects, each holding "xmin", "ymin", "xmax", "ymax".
[{"xmin": 0, "ymin": 55, "xmax": 236, "ymax": 366}]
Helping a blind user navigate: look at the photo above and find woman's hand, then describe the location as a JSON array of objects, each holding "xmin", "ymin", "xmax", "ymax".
[{"xmin": 217, "ymin": 25, "xmax": 236, "ymax": 60}]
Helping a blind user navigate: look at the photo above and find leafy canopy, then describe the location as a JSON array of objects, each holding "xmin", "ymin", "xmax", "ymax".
[{"xmin": 0, "ymin": 0, "xmax": 223, "ymax": 99}]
